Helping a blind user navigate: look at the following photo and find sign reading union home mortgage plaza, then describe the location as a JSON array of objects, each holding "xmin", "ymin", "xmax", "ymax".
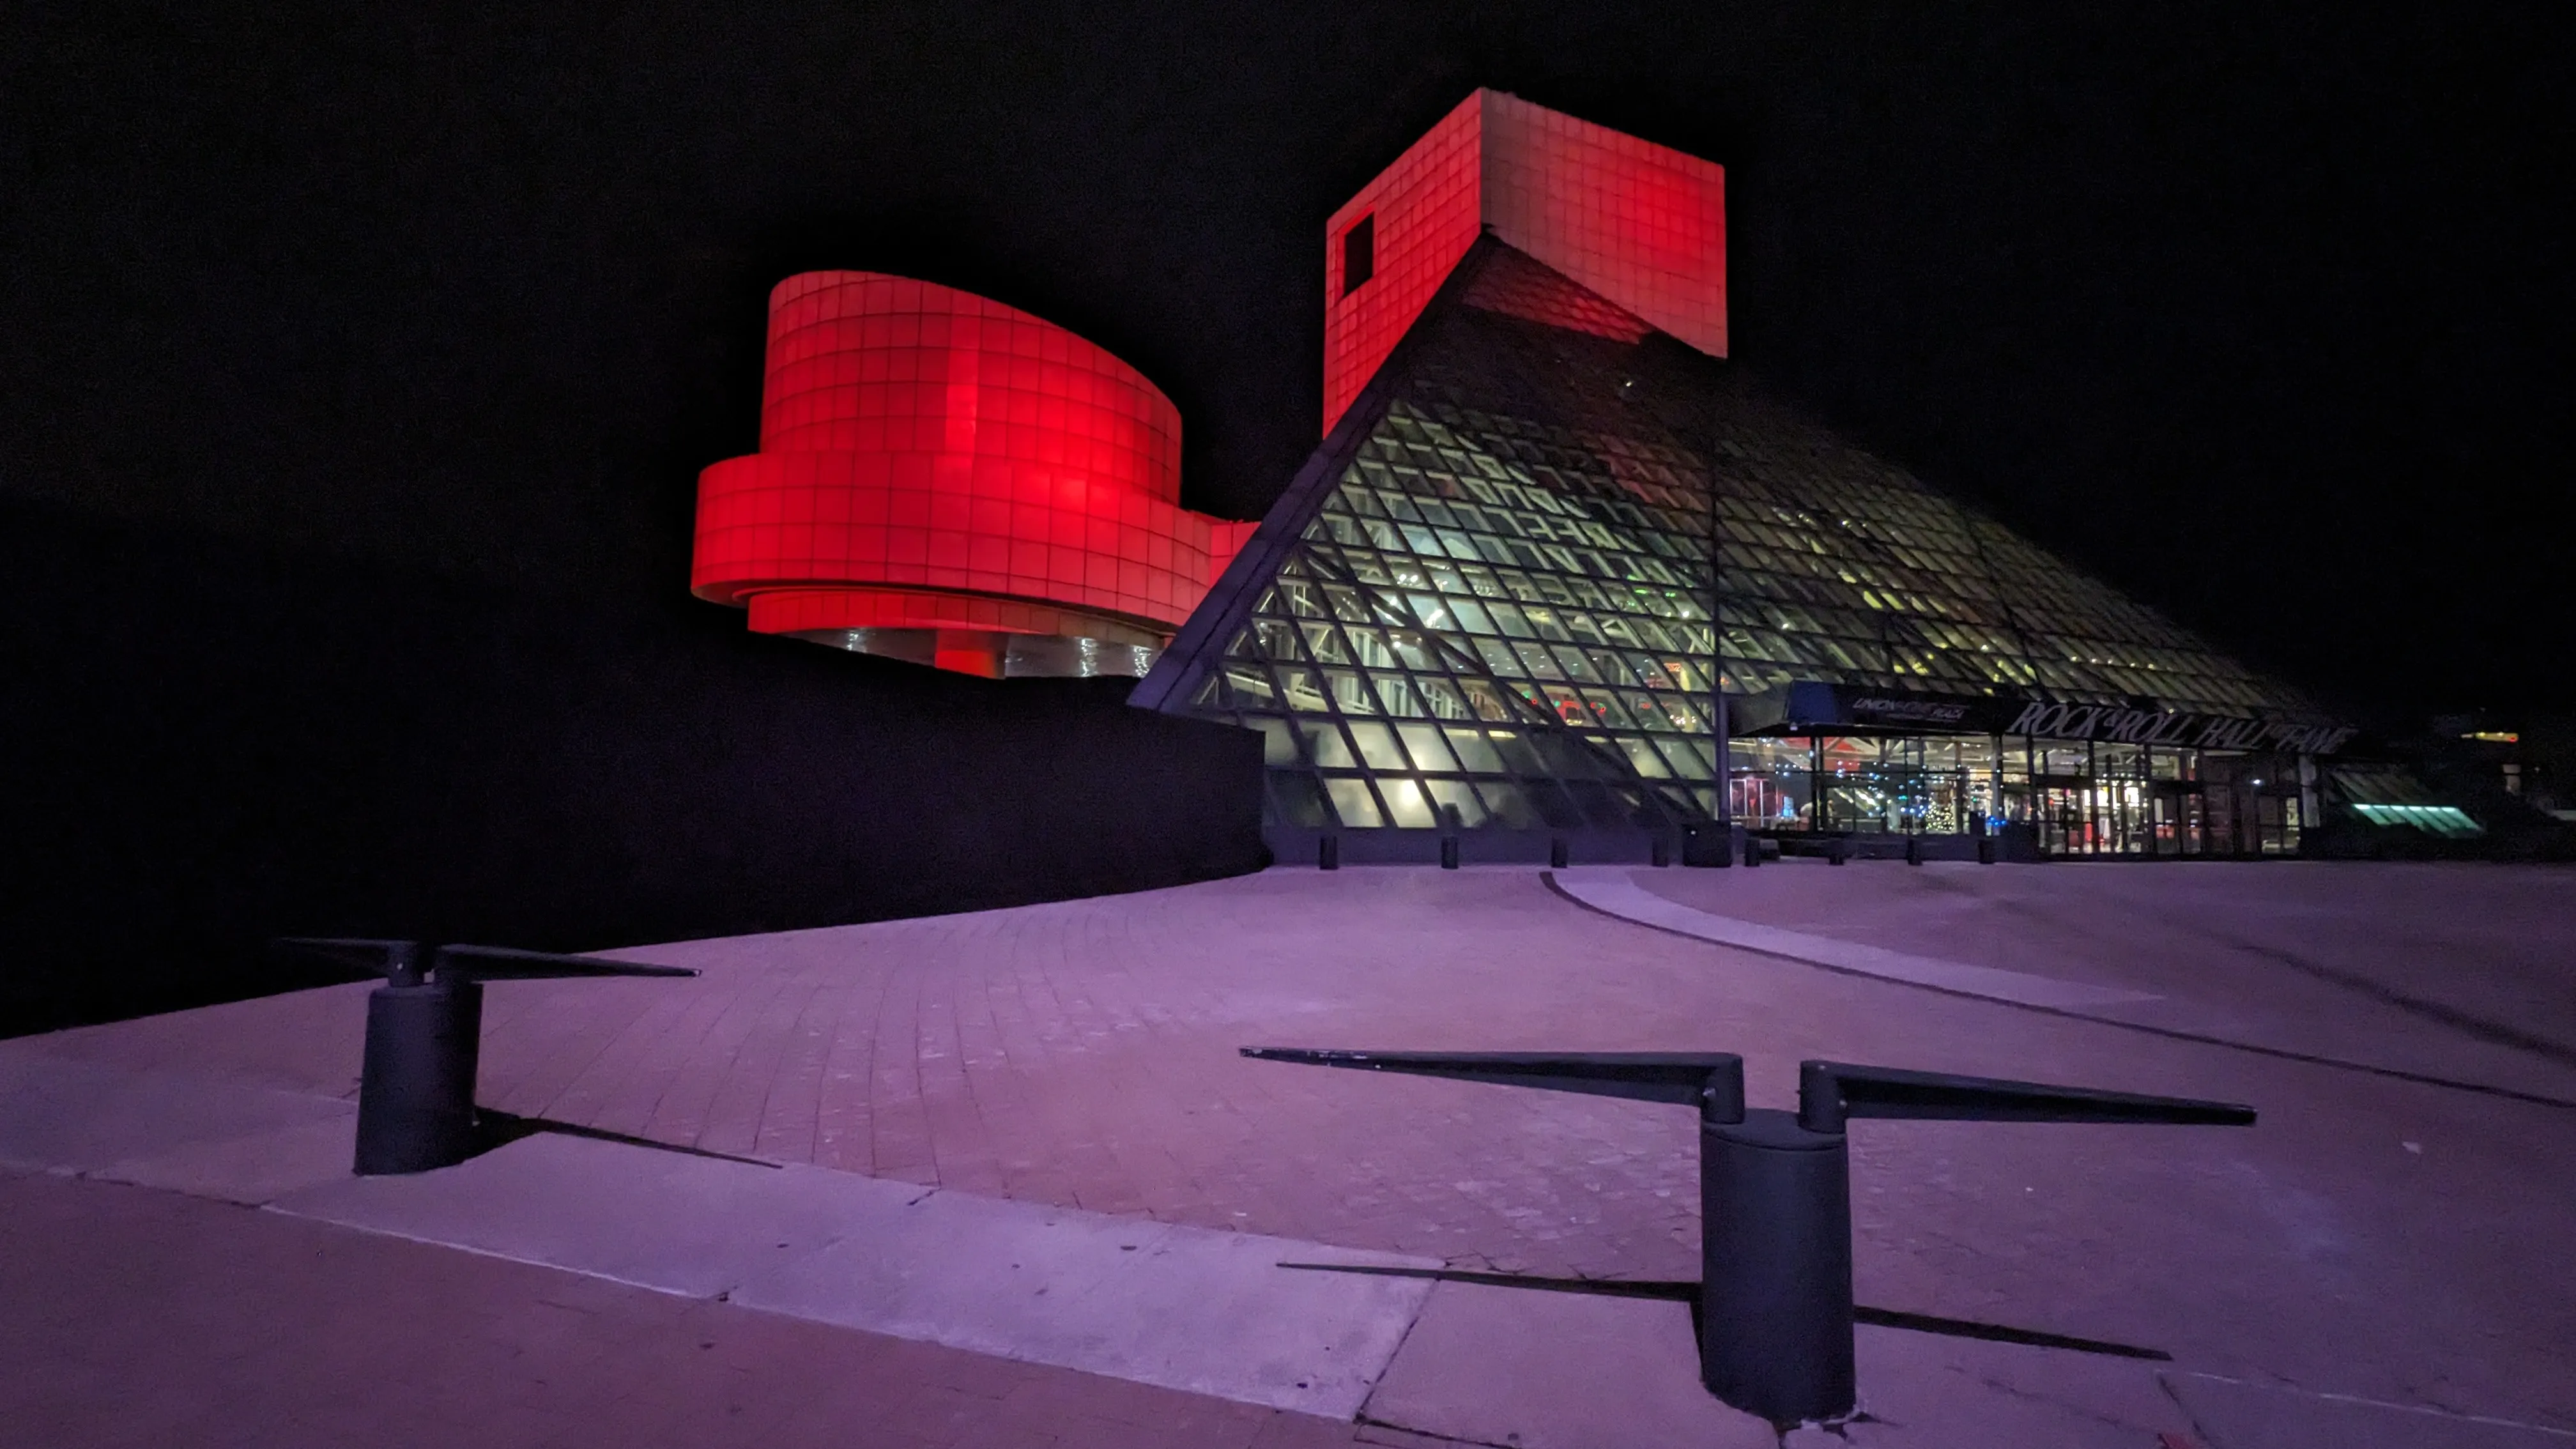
[{"xmin": 1749, "ymin": 684, "xmax": 2359, "ymax": 757}]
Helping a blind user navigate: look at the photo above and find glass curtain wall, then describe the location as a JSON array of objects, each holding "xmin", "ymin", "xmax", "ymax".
[{"xmin": 1162, "ymin": 241, "xmax": 2332, "ymax": 849}]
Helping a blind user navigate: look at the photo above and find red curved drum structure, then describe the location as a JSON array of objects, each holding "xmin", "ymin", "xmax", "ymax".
[{"xmin": 693, "ymin": 272, "xmax": 1254, "ymax": 677}]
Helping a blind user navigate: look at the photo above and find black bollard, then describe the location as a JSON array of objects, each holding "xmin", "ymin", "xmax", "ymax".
[
  {"xmin": 1977, "ymin": 834, "xmax": 1996, "ymax": 865},
  {"xmin": 1320, "ymin": 835, "xmax": 1340, "ymax": 870},
  {"xmin": 355, "ymin": 963, "xmax": 484, "ymax": 1175},
  {"xmin": 1682, "ymin": 822, "xmax": 1730, "ymax": 868},
  {"xmin": 1828, "ymin": 835, "xmax": 1848, "ymax": 866},
  {"xmin": 1701, "ymin": 1110, "xmax": 1854, "ymax": 1417},
  {"xmin": 1652, "ymin": 834, "xmax": 1671, "ymax": 868},
  {"xmin": 1905, "ymin": 834, "xmax": 1924, "ymax": 866},
  {"xmin": 1549, "ymin": 836, "xmax": 1570, "ymax": 869},
  {"xmin": 1240, "ymin": 1047, "xmax": 2252, "ymax": 1427},
  {"xmin": 1441, "ymin": 806, "xmax": 1462, "ymax": 869},
  {"xmin": 1744, "ymin": 831, "xmax": 1763, "ymax": 867},
  {"xmin": 282, "ymin": 939, "xmax": 697, "ymax": 1176}
]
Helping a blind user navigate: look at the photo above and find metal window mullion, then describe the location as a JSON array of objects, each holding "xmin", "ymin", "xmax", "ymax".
[{"xmin": 1303, "ymin": 544, "xmax": 1669, "ymax": 817}]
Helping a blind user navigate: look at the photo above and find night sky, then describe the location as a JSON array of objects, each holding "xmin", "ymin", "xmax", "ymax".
[{"xmin": 7, "ymin": 3, "xmax": 2570, "ymax": 720}]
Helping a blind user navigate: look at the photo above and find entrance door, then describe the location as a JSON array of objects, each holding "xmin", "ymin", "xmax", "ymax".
[
  {"xmin": 2033, "ymin": 780, "xmax": 2089, "ymax": 855},
  {"xmin": 2150, "ymin": 781, "xmax": 2206, "ymax": 855},
  {"xmin": 2201, "ymin": 766, "xmax": 2253, "ymax": 856}
]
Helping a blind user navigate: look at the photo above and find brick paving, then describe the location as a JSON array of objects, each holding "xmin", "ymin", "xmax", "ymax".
[
  {"xmin": 1632, "ymin": 859, "xmax": 2576, "ymax": 1100},
  {"xmin": 16, "ymin": 861, "xmax": 2576, "ymax": 1435}
]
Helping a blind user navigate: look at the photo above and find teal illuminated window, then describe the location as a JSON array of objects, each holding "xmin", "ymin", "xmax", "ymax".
[{"xmin": 2352, "ymin": 804, "xmax": 2483, "ymax": 837}]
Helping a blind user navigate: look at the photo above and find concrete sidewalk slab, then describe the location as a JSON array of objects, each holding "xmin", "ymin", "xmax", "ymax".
[
  {"xmin": 1782, "ymin": 1324, "xmax": 2190, "ymax": 1448},
  {"xmin": 271, "ymin": 1131, "xmax": 1437, "ymax": 1419},
  {"xmin": 2163, "ymin": 1372, "xmax": 2576, "ymax": 1448},
  {"xmin": 1551, "ymin": 867, "xmax": 2161, "ymax": 1009},
  {"xmin": 735, "ymin": 1188, "xmax": 1434, "ymax": 1417},
  {"xmin": 0, "ymin": 1045, "xmax": 355, "ymax": 1204},
  {"xmin": 96, "ymin": 1112, "xmax": 358, "ymax": 1205},
  {"xmin": 3, "ymin": 1165, "xmax": 1367, "ymax": 1449},
  {"xmin": 1356, "ymin": 1275, "xmax": 2196, "ymax": 1448},
  {"xmin": 1356, "ymin": 1267, "xmax": 2498, "ymax": 1449},
  {"xmin": 1358, "ymin": 1278, "xmax": 1774, "ymax": 1448},
  {"xmin": 269, "ymin": 1131, "xmax": 857, "ymax": 1296}
]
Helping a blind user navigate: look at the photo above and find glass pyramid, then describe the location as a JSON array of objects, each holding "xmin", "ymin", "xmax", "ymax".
[{"xmin": 1133, "ymin": 238, "xmax": 2326, "ymax": 847}]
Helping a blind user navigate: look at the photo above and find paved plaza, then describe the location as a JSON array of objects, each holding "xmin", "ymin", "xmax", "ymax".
[{"xmin": 6, "ymin": 859, "xmax": 2575, "ymax": 1446}]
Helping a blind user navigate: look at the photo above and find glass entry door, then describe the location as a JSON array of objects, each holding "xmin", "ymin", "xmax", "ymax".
[{"xmin": 2149, "ymin": 781, "xmax": 2207, "ymax": 855}]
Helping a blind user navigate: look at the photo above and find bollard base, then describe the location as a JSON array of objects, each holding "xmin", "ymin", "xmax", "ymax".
[
  {"xmin": 1699, "ymin": 1110, "xmax": 1856, "ymax": 1425},
  {"xmin": 353, "ymin": 979, "xmax": 484, "ymax": 1176},
  {"xmin": 1681, "ymin": 823, "xmax": 1733, "ymax": 868}
]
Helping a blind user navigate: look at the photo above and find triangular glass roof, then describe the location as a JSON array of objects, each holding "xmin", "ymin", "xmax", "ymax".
[{"xmin": 1133, "ymin": 238, "xmax": 2325, "ymax": 835}]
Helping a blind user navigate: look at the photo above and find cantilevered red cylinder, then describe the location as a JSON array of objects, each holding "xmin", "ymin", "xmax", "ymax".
[{"xmin": 693, "ymin": 271, "xmax": 1252, "ymax": 677}]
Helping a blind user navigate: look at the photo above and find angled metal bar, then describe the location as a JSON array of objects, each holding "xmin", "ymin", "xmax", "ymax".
[
  {"xmin": 279, "ymin": 938, "xmax": 700, "ymax": 985},
  {"xmin": 1797, "ymin": 1060, "xmax": 2257, "ymax": 1133},
  {"xmin": 1241, "ymin": 1047, "xmax": 1745, "ymax": 1123},
  {"xmin": 278, "ymin": 936, "xmax": 416, "ymax": 958},
  {"xmin": 1246, "ymin": 1042, "xmax": 2253, "ymax": 1425},
  {"xmin": 433, "ymin": 944, "xmax": 700, "ymax": 981},
  {"xmin": 277, "ymin": 937, "xmax": 428, "ymax": 985}
]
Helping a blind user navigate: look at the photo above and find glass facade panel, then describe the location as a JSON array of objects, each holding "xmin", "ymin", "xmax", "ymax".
[
  {"xmin": 1149, "ymin": 240, "xmax": 2335, "ymax": 852},
  {"xmin": 1376, "ymin": 776, "xmax": 1440, "ymax": 828},
  {"xmin": 1324, "ymin": 778, "xmax": 1383, "ymax": 828},
  {"xmin": 1344, "ymin": 721, "xmax": 1410, "ymax": 772}
]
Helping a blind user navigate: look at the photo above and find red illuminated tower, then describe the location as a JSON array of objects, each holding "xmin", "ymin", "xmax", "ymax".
[{"xmin": 1321, "ymin": 89, "xmax": 1728, "ymax": 434}]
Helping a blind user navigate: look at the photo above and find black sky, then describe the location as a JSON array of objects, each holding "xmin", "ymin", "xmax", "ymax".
[{"xmin": 6, "ymin": 2, "xmax": 2570, "ymax": 721}]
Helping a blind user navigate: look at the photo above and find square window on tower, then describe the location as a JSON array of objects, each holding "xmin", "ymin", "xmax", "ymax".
[{"xmin": 1342, "ymin": 215, "xmax": 1376, "ymax": 296}]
